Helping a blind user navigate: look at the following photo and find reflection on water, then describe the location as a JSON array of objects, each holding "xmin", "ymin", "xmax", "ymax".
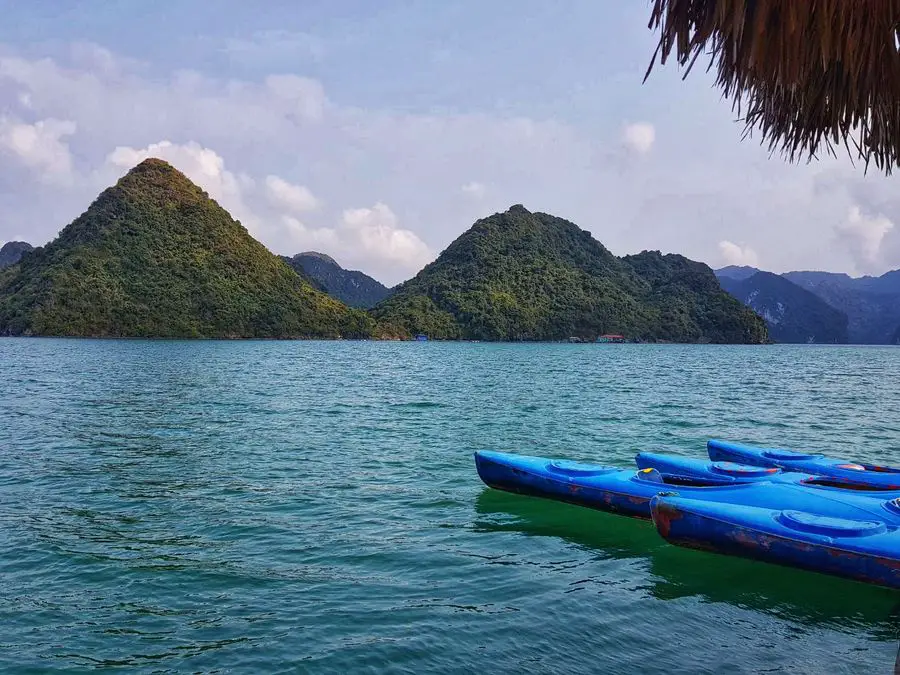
[{"xmin": 475, "ymin": 488, "xmax": 900, "ymax": 639}]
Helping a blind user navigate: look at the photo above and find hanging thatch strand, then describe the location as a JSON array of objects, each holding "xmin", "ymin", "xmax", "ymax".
[{"xmin": 644, "ymin": 0, "xmax": 900, "ymax": 174}]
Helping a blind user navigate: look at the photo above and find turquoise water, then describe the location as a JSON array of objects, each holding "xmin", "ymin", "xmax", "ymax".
[{"xmin": 1, "ymin": 340, "xmax": 900, "ymax": 674}]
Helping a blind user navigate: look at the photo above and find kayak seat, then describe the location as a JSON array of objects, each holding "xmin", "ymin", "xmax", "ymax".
[
  {"xmin": 711, "ymin": 462, "xmax": 779, "ymax": 478},
  {"xmin": 633, "ymin": 469, "xmax": 734, "ymax": 488},
  {"xmin": 545, "ymin": 460, "xmax": 618, "ymax": 478},
  {"xmin": 778, "ymin": 510, "xmax": 887, "ymax": 537}
]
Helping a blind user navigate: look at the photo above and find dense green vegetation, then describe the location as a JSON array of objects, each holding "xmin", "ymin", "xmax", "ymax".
[
  {"xmin": 283, "ymin": 252, "xmax": 392, "ymax": 309},
  {"xmin": 0, "ymin": 159, "xmax": 377, "ymax": 338},
  {"xmin": 717, "ymin": 271, "xmax": 848, "ymax": 343},
  {"xmin": 373, "ymin": 205, "xmax": 767, "ymax": 343}
]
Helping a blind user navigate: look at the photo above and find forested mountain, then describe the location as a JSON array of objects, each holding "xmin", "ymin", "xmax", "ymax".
[
  {"xmin": 373, "ymin": 205, "xmax": 767, "ymax": 343},
  {"xmin": 0, "ymin": 159, "xmax": 375, "ymax": 338}
]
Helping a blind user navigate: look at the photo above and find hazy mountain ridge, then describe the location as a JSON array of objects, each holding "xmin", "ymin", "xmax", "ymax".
[
  {"xmin": 717, "ymin": 271, "xmax": 848, "ymax": 343},
  {"xmin": 716, "ymin": 266, "xmax": 900, "ymax": 344}
]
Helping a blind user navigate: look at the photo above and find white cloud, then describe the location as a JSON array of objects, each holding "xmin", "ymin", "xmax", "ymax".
[
  {"xmin": 281, "ymin": 215, "xmax": 341, "ymax": 251},
  {"xmin": 718, "ymin": 240, "xmax": 760, "ymax": 267},
  {"xmin": 835, "ymin": 205, "xmax": 894, "ymax": 275},
  {"xmin": 102, "ymin": 139, "xmax": 427, "ymax": 283},
  {"xmin": 622, "ymin": 122, "xmax": 655, "ymax": 154},
  {"xmin": 265, "ymin": 175, "xmax": 319, "ymax": 214},
  {"xmin": 277, "ymin": 202, "xmax": 433, "ymax": 283},
  {"xmin": 4, "ymin": 41, "xmax": 900, "ymax": 284},
  {"xmin": 339, "ymin": 203, "xmax": 433, "ymax": 281},
  {"xmin": 0, "ymin": 117, "xmax": 76, "ymax": 183},
  {"xmin": 461, "ymin": 181, "xmax": 486, "ymax": 199}
]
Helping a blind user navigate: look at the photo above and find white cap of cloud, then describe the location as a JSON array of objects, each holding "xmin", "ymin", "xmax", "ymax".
[
  {"xmin": 340, "ymin": 202, "xmax": 433, "ymax": 276},
  {"xmin": 104, "ymin": 140, "xmax": 429, "ymax": 284},
  {"xmin": 0, "ymin": 117, "xmax": 77, "ymax": 182},
  {"xmin": 279, "ymin": 203, "xmax": 433, "ymax": 284},
  {"xmin": 265, "ymin": 175, "xmax": 319, "ymax": 214},
  {"xmin": 718, "ymin": 240, "xmax": 760, "ymax": 267},
  {"xmin": 622, "ymin": 122, "xmax": 655, "ymax": 154}
]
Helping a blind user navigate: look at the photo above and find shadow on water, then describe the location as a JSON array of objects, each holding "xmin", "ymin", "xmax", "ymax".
[{"xmin": 474, "ymin": 488, "xmax": 900, "ymax": 640}]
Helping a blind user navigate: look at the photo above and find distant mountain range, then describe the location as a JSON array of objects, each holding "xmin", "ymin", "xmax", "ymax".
[
  {"xmin": 716, "ymin": 266, "xmax": 900, "ymax": 344},
  {"xmin": 717, "ymin": 271, "xmax": 848, "ymax": 343},
  {"xmin": 282, "ymin": 252, "xmax": 392, "ymax": 309},
  {"xmin": 0, "ymin": 158, "xmax": 773, "ymax": 343}
]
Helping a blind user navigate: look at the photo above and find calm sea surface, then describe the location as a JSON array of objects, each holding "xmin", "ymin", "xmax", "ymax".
[{"xmin": 1, "ymin": 340, "xmax": 900, "ymax": 674}]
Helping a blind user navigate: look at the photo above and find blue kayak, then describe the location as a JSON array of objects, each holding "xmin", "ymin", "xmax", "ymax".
[
  {"xmin": 707, "ymin": 440, "xmax": 900, "ymax": 488},
  {"xmin": 650, "ymin": 493, "xmax": 900, "ymax": 589},
  {"xmin": 636, "ymin": 451, "xmax": 900, "ymax": 491},
  {"xmin": 474, "ymin": 450, "xmax": 900, "ymax": 521},
  {"xmin": 636, "ymin": 452, "xmax": 784, "ymax": 483}
]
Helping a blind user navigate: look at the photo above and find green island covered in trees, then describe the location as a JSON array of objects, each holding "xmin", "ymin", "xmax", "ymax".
[
  {"xmin": 374, "ymin": 205, "xmax": 767, "ymax": 343},
  {"xmin": 0, "ymin": 160, "xmax": 378, "ymax": 339},
  {"xmin": 0, "ymin": 160, "xmax": 767, "ymax": 344}
]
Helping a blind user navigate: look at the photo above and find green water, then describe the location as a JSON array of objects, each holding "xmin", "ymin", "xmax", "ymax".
[{"xmin": 1, "ymin": 340, "xmax": 899, "ymax": 674}]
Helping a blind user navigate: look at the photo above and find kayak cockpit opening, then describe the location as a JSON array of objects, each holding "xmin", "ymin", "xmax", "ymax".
[
  {"xmin": 635, "ymin": 468, "xmax": 734, "ymax": 488},
  {"xmin": 836, "ymin": 462, "xmax": 900, "ymax": 474},
  {"xmin": 801, "ymin": 477, "xmax": 900, "ymax": 491}
]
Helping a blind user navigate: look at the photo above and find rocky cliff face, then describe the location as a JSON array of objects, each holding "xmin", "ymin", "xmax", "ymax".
[{"xmin": 717, "ymin": 271, "xmax": 848, "ymax": 343}]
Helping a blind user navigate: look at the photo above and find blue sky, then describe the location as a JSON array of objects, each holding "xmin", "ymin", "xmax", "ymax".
[{"xmin": 1, "ymin": 1, "xmax": 898, "ymax": 283}]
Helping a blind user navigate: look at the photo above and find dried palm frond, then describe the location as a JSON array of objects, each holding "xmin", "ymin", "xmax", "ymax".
[{"xmin": 644, "ymin": 0, "xmax": 900, "ymax": 174}]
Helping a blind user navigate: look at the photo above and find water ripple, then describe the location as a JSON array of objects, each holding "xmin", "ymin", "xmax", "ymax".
[{"xmin": 0, "ymin": 340, "xmax": 899, "ymax": 673}]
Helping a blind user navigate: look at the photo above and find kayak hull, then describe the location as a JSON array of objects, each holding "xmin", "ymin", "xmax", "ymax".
[
  {"xmin": 651, "ymin": 494, "xmax": 900, "ymax": 589},
  {"xmin": 474, "ymin": 450, "xmax": 656, "ymax": 518}
]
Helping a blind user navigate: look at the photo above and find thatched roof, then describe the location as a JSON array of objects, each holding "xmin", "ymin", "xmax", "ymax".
[{"xmin": 644, "ymin": 0, "xmax": 900, "ymax": 174}]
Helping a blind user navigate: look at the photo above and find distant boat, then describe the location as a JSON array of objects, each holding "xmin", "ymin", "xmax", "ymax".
[
  {"xmin": 596, "ymin": 334, "xmax": 625, "ymax": 343},
  {"xmin": 415, "ymin": 334, "xmax": 428, "ymax": 341}
]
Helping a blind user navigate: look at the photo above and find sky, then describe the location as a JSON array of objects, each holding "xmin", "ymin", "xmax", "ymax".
[{"xmin": 1, "ymin": 1, "xmax": 898, "ymax": 285}]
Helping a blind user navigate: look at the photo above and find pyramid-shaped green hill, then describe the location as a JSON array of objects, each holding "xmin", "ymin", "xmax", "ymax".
[{"xmin": 0, "ymin": 159, "xmax": 374, "ymax": 338}]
